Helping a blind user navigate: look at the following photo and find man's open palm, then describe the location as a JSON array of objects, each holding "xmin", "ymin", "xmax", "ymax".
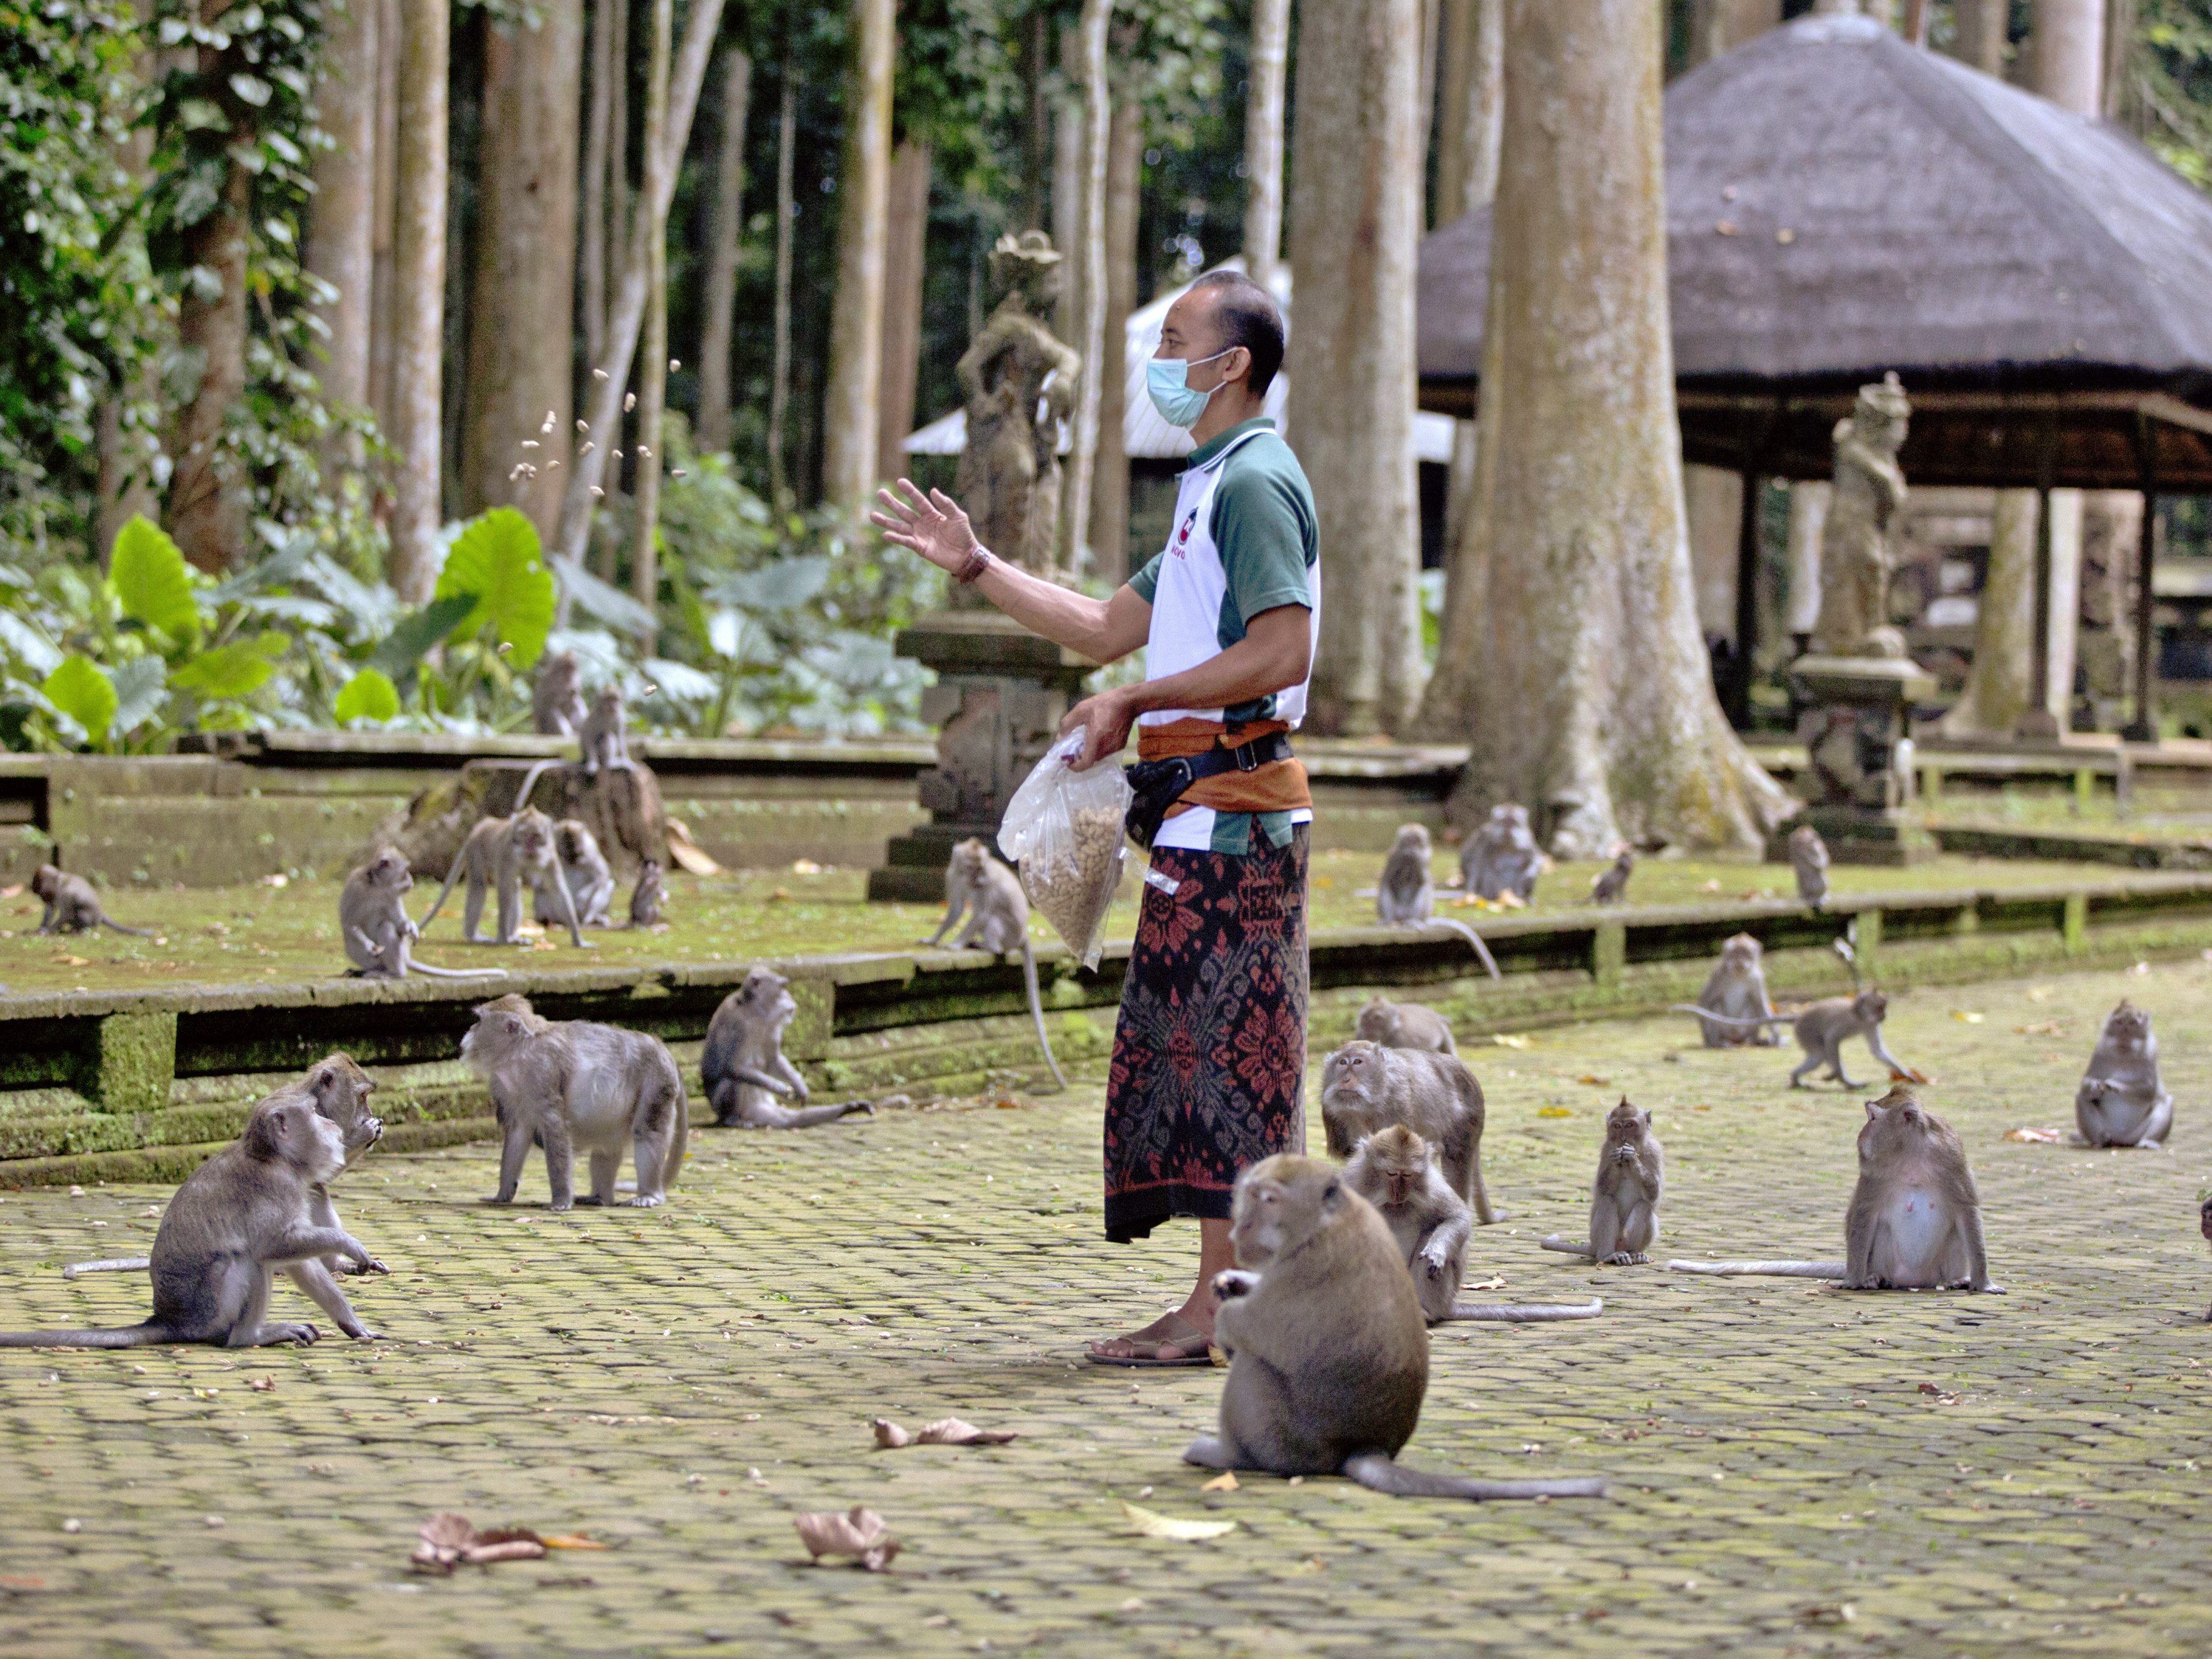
[{"xmin": 871, "ymin": 479, "xmax": 979, "ymax": 574}]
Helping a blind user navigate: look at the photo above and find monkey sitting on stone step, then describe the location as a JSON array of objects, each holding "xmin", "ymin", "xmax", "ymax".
[
  {"xmin": 535, "ymin": 819, "xmax": 616, "ymax": 929},
  {"xmin": 1790, "ymin": 823, "xmax": 1831, "ymax": 909},
  {"xmin": 1667, "ymin": 1085, "xmax": 1998, "ymax": 1292},
  {"xmin": 1376, "ymin": 824, "xmax": 1499, "ymax": 979},
  {"xmin": 579, "ymin": 685, "xmax": 633, "ymax": 775},
  {"xmin": 533, "ymin": 649, "xmax": 588, "ymax": 737},
  {"xmin": 1354, "ymin": 995, "xmax": 1456, "ymax": 1055},
  {"xmin": 1460, "ymin": 803, "xmax": 1542, "ymax": 903},
  {"xmin": 1346, "ymin": 1126, "xmax": 1601, "ymax": 1323},
  {"xmin": 2075, "ymin": 999, "xmax": 2173, "ymax": 1149},
  {"xmin": 1590, "ymin": 847, "xmax": 1635, "ymax": 905},
  {"xmin": 919, "ymin": 838, "xmax": 1066, "ymax": 1091},
  {"xmin": 1182, "ymin": 1155, "xmax": 1609, "ymax": 1501},
  {"xmin": 701, "ymin": 965, "xmax": 874, "ymax": 1129},
  {"xmin": 1687, "ymin": 932, "xmax": 1779, "ymax": 1048},
  {"xmin": 2, "ymin": 1094, "xmax": 386, "ymax": 1347},
  {"xmin": 1542, "ymin": 1098, "xmax": 1664, "ymax": 1265},
  {"xmin": 1321, "ymin": 1040, "xmax": 1494, "ymax": 1224},
  {"xmin": 340, "ymin": 848, "xmax": 509, "ymax": 981},
  {"xmin": 462, "ymin": 994, "xmax": 688, "ymax": 1209},
  {"xmin": 32, "ymin": 864, "xmax": 153, "ymax": 936},
  {"xmin": 627, "ymin": 858, "xmax": 665, "ymax": 928},
  {"xmin": 420, "ymin": 808, "xmax": 590, "ymax": 948},
  {"xmin": 1670, "ymin": 987, "xmax": 1917, "ymax": 1089}
]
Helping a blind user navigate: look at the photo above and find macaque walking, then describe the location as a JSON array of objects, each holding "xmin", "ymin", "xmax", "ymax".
[
  {"xmin": 420, "ymin": 809, "xmax": 590, "ymax": 948},
  {"xmin": 1672, "ymin": 989, "xmax": 1916, "ymax": 1088}
]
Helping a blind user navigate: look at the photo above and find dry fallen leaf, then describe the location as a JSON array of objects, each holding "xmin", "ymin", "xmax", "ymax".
[
  {"xmin": 1890, "ymin": 1067, "xmax": 1932, "ymax": 1085},
  {"xmin": 872, "ymin": 1417, "xmax": 1017, "ymax": 1449},
  {"xmin": 1535, "ymin": 1106, "xmax": 1573, "ymax": 1119},
  {"xmin": 1200, "ymin": 1472, "xmax": 1239, "ymax": 1492},
  {"xmin": 1576, "ymin": 1075, "xmax": 1611, "ymax": 1087},
  {"xmin": 2015, "ymin": 1020, "xmax": 2065, "ymax": 1037},
  {"xmin": 1951, "ymin": 1011, "xmax": 1984, "ymax": 1024},
  {"xmin": 1123, "ymin": 1502, "xmax": 1236, "ymax": 1541},
  {"xmin": 1491, "ymin": 1033, "xmax": 1532, "ymax": 1049},
  {"xmin": 1465, "ymin": 1275, "xmax": 1506, "ymax": 1292},
  {"xmin": 248, "ymin": 1376, "xmax": 275, "ymax": 1392},
  {"xmin": 411, "ymin": 1513, "xmax": 550, "ymax": 1573},
  {"xmin": 794, "ymin": 1507, "xmax": 899, "ymax": 1571},
  {"xmin": 2004, "ymin": 1126, "xmax": 2063, "ymax": 1144},
  {"xmin": 52, "ymin": 954, "xmax": 88, "ymax": 968}
]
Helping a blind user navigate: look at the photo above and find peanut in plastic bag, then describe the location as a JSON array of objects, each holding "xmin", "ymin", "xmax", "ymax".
[{"xmin": 998, "ymin": 732, "xmax": 1130, "ymax": 970}]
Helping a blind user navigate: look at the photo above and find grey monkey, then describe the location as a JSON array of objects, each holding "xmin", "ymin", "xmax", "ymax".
[
  {"xmin": 1542, "ymin": 1099, "xmax": 1664, "ymax": 1265},
  {"xmin": 1590, "ymin": 848, "xmax": 1634, "ymax": 905},
  {"xmin": 1376, "ymin": 823, "xmax": 1501, "ymax": 979},
  {"xmin": 701, "ymin": 964, "xmax": 874, "ymax": 1129},
  {"xmin": 920, "ymin": 838, "xmax": 1066, "ymax": 1090},
  {"xmin": 1688, "ymin": 932, "xmax": 1778, "ymax": 1048},
  {"xmin": 2075, "ymin": 999, "xmax": 2173, "ymax": 1148},
  {"xmin": 1790, "ymin": 824, "xmax": 1830, "ymax": 909},
  {"xmin": 1, "ymin": 1095, "xmax": 386, "ymax": 1347},
  {"xmin": 1673, "ymin": 989, "xmax": 1915, "ymax": 1089},
  {"xmin": 462, "ymin": 993, "xmax": 688, "ymax": 1209},
  {"xmin": 1459, "ymin": 803, "xmax": 1542, "ymax": 903},
  {"xmin": 1320, "ymin": 1040, "xmax": 1494, "ymax": 1224},
  {"xmin": 420, "ymin": 808, "xmax": 590, "ymax": 948},
  {"xmin": 579, "ymin": 685, "xmax": 632, "ymax": 775},
  {"xmin": 1182, "ymin": 1155, "xmax": 1609, "ymax": 1501},
  {"xmin": 340, "ymin": 848, "xmax": 509, "ymax": 980},
  {"xmin": 1354, "ymin": 995, "xmax": 1456, "ymax": 1055},
  {"xmin": 1345, "ymin": 1125, "xmax": 1601, "ymax": 1324},
  {"xmin": 535, "ymin": 819, "xmax": 616, "ymax": 928},
  {"xmin": 32, "ymin": 863, "xmax": 153, "ymax": 935},
  {"xmin": 533, "ymin": 649, "xmax": 588, "ymax": 736},
  {"xmin": 628, "ymin": 858, "xmax": 665, "ymax": 928}
]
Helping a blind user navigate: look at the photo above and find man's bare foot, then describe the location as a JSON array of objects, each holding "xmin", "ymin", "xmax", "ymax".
[{"xmin": 1085, "ymin": 1309, "xmax": 1212, "ymax": 1365}]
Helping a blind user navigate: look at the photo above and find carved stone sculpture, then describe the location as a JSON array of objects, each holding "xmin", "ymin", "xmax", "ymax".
[
  {"xmin": 954, "ymin": 232, "xmax": 1081, "ymax": 585},
  {"xmin": 1811, "ymin": 373, "xmax": 1912, "ymax": 660}
]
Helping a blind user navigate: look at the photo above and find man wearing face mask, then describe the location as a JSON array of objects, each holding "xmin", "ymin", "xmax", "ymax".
[{"xmin": 873, "ymin": 270, "xmax": 1318, "ymax": 1366}]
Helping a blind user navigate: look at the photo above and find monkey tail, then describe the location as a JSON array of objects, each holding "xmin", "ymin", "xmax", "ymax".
[
  {"xmin": 1538, "ymin": 1236, "xmax": 1593, "ymax": 1256},
  {"xmin": 1665, "ymin": 1259, "xmax": 1847, "ymax": 1278},
  {"xmin": 512, "ymin": 759, "xmax": 557, "ymax": 814},
  {"xmin": 1668, "ymin": 1005, "xmax": 1789, "ymax": 1028},
  {"xmin": 405, "ymin": 963, "xmax": 512, "ymax": 980},
  {"xmin": 417, "ymin": 860, "xmax": 466, "ymax": 929},
  {"xmin": 62, "ymin": 1257, "xmax": 151, "ymax": 1279},
  {"xmin": 1017, "ymin": 940, "xmax": 1067, "ymax": 1093},
  {"xmin": 1422, "ymin": 918, "xmax": 1500, "ymax": 981},
  {"xmin": 1342, "ymin": 1453, "xmax": 1609, "ymax": 1502},
  {"xmin": 101, "ymin": 921, "xmax": 156, "ymax": 937},
  {"xmin": 1440, "ymin": 1298, "xmax": 1604, "ymax": 1322},
  {"xmin": 0, "ymin": 1323, "xmax": 172, "ymax": 1348}
]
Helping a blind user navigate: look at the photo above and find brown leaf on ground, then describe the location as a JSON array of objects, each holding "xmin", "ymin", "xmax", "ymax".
[
  {"xmin": 1200, "ymin": 1472, "xmax": 1238, "ymax": 1492},
  {"xmin": 2015, "ymin": 1020, "xmax": 2065, "ymax": 1037},
  {"xmin": 794, "ymin": 1506, "xmax": 899, "ymax": 1571},
  {"xmin": 2005, "ymin": 1127, "xmax": 2063, "ymax": 1144},
  {"xmin": 1122, "ymin": 1502, "xmax": 1236, "ymax": 1541},
  {"xmin": 411, "ymin": 1513, "xmax": 550, "ymax": 1573},
  {"xmin": 248, "ymin": 1376, "xmax": 275, "ymax": 1392},
  {"xmin": 874, "ymin": 1416, "xmax": 1017, "ymax": 1448}
]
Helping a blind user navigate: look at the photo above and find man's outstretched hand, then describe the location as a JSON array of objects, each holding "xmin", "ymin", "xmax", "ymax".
[{"xmin": 871, "ymin": 479, "xmax": 979, "ymax": 575}]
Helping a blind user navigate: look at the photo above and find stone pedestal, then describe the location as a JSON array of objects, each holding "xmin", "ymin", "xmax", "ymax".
[
  {"xmin": 1771, "ymin": 654, "xmax": 1939, "ymax": 866},
  {"xmin": 866, "ymin": 612, "xmax": 1100, "ymax": 903}
]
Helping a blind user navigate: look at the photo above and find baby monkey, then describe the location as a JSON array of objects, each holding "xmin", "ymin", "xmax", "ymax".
[
  {"xmin": 1542, "ymin": 1099, "xmax": 1664, "ymax": 1265},
  {"xmin": 1374, "ymin": 824, "xmax": 1500, "ymax": 979},
  {"xmin": 1590, "ymin": 847, "xmax": 1635, "ymax": 905},
  {"xmin": 1345, "ymin": 1126, "xmax": 1601, "ymax": 1323},
  {"xmin": 921, "ymin": 838, "xmax": 1065, "ymax": 1089},
  {"xmin": 1183, "ymin": 1155, "xmax": 1609, "ymax": 1501},
  {"xmin": 32, "ymin": 864, "xmax": 153, "ymax": 936},
  {"xmin": 420, "ymin": 808, "xmax": 590, "ymax": 948},
  {"xmin": 628, "ymin": 858, "xmax": 666, "ymax": 928},
  {"xmin": 1671, "ymin": 987, "xmax": 1917, "ymax": 1088}
]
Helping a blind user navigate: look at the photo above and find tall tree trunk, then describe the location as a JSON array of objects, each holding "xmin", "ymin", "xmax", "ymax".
[
  {"xmin": 1684, "ymin": 466, "xmax": 1743, "ymax": 648},
  {"xmin": 1021, "ymin": 7, "xmax": 1049, "ymax": 232},
  {"xmin": 1687, "ymin": 0, "xmax": 1780, "ymax": 66},
  {"xmin": 1064, "ymin": 0, "xmax": 1113, "ymax": 581},
  {"xmin": 1420, "ymin": 0, "xmax": 1789, "ymax": 851},
  {"xmin": 1289, "ymin": 0, "xmax": 1427, "ymax": 736},
  {"xmin": 820, "ymin": 0, "xmax": 894, "ymax": 516},
  {"xmin": 1052, "ymin": 35, "xmax": 1083, "ymax": 340},
  {"xmin": 876, "ymin": 138, "xmax": 930, "ymax": 492},
  {"xmin": 580, "ymin": 0, "xmax": 618, "ymax": 367},
  {"xmin": 463, "ymin": 0, "xmax": 582, "ymax": 536},
  {"xmin": 2104, "ymin": 0, "xmax": 2137, "ymax": 119},
  {"xmin": 767, "ymin": 72, "xmax": 798, "ymax": 511},
  {"xmin": 2029, "ymin": 0, "xmax": 2103, "ymax": 108},
  {"xmin": 696, "ymin": 48, "xmax": 752, "ymax": 455},
  {"xmin": 368, "ymin": 0, "xmax": 400, "ymax": 433},
  {"xmin": 389, "ymin": 0, "xmax": 450, "ymax": 599},
  {"xmin": 169, "ymin": 162, "xmax": 251, "ymax": 573},
  {"xmin": 1242, "ymin": 0, "xmax": 1291, "ymax": 290},
  {"xmin": 626, "ymin": 0, "xmax": 672, "ymax": 633},
  {"xmin": 304, "ymin": 0, "xmax": 377, "ymax": 415},
  {"xmin": 550, "ymin": 0, "xmax": 728, "ymax": 566},
  {"xmin": 1088, "ymin": 97, "xmax": 1140, "ymax": 579},
  {"xmin": 1951, "ymin": 0, "xmax": 2009, "ymax": 72},
  {"xmin": 1433, "ymin": 0, "xmax": 1502, "ymax": 631},
  {"xmin": 1941, "ymin": 490, "xmax": 2039, "ymax": 737},
  {"xmin": 97, "ymin": 0, "xmax": 159, "ymax": 563},
  {"xmin": 604, "ymin": 0, "xmax": 629, "ymax": 348}
]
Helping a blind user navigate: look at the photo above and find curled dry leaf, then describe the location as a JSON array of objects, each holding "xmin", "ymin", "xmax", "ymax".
[
  {"xmin": 248, "ymin": 1376, "xmax": 275, "ymax": 1392},
  {"xmin": 1122, "ymin": 1502, "xmax": 1236, "ymax": 1541},
  {"xmin": 794, "ymin": 1506, "xmax": 899, "ymax": 1571},
  {"xmin": 411, "ymin": 1513, "xmax": 551, "ymax": 1573},
  {"xmin": 2004, "ymin": 1126, "xmax": 2063, "ymax": 1144},
  {"xmin": 1491, "ymin": 1033, "xmax": 1532, "ymax": 1049},
  {"xmin": 1200, "ymin": 1472, "xmax": 1238, "ymax": 1492},
  {"xmin": 1950, "ymin": 1011, "xmax": 1984, "ymax": 1024},
  {"xmin": 874, "ymin": 1417, "xmax": 1017, "ymax": 1449},
  {"xmin": 2016, "ymin": 1020, "xmax": 2065, "ymax": 1037},
  {"xmin": 1465, "ymin": 1276, "xmax": 1506, "ymax": 1292}
]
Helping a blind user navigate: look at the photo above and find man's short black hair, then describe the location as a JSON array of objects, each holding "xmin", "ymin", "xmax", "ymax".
[{"xmin": 1189, "ymin": 270, "xmax": 1286, "ymax": 397}]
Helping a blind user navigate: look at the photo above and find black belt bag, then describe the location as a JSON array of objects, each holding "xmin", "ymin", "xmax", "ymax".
[{"xmin": 1123, "ymin": 732, "xmax": 1295, "ymax": 853}]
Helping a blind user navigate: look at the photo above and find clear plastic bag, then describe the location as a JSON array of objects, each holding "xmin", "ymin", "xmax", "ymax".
[{"xmin": 998, "ymin": 732, "xmax": 1131, "ymax": 970}]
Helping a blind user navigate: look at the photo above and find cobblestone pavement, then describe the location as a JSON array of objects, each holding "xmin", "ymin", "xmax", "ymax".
[{"xmin": 5, "ymin": 961, "xmax": 2212, "ymax": 1656}]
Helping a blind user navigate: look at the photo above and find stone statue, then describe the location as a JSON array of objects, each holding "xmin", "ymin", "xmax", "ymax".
[
  {"xmin": 954, "ymin": 232, "xmax": 1081, "ymax": 584},
  {"xmin": 1810, "ymin": 372, "xmax": 1912, "ymax": 660}
]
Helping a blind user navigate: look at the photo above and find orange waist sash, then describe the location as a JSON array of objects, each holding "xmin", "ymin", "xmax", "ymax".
[{"xmin": 1135, "ymin": 717, "xmax": 1311, "ymax": 818}]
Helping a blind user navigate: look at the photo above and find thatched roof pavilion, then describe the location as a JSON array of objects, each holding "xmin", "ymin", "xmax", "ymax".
[{"xmin": 1417, "ymin": 12, "xmax": 2212, "ymax": 494}]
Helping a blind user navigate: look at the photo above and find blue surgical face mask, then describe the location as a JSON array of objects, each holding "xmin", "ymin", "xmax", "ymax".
[{"xmin": 1145, "ymin": 348, "xmax": 1234, "ymax": 429}]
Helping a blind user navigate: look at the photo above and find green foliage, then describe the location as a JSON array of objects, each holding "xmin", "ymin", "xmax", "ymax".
[
  {"xmin": 434, "ymin": 507, "xmax": 558, "ymax": 668},
  {"xmin": 332, "ymin": 667, "xmax": 399, "ymax": 724},
  {"xmin": 43, "ymin": 655, "xmax": 117, "ymax": 749},
  {"xmin": 170, "ymin": 631, "xmax": 289, "ymax": 698},
  {"xmin": 108, "ymin": 515, "xmax": 200, "ymax": 639},
  {"xmin": 2132, "ymin": 0, "xmax": 2212, "ymax": 188}
]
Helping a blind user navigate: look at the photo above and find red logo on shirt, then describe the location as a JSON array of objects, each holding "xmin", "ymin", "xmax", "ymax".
[{"xmin": 1173, "ymin": 512, "xmax": 1196, "ymax": 558}]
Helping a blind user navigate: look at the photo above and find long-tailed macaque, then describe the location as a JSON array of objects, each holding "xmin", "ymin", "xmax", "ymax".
[
  {"xmin": 1590, "ymin": 848, "xmax": 1635, "ymax": 905},
  {"xmin": 1688, "ymin": 933, "xmax": 1779, "ymax": 1048},
  {"xmin": 340, "ymin": 848, "xmax": 508, "ymax": 980},
  {"xmin": 1670, "ymin": 989, "xmax": 1915, "ymax": 1088},
  {"xmin": 1790, "ymin": 823, "xmax": 1831, "ymax": 909},
  {"xmin": 2075, "ymin": 999, "xmax": 2173, "ymax": 1148},
  {"xmin": 420, "ymin": 809, "xmax": 590, "ymax": 948},
  {"xmin": 1354, "ymin": 995, "xmax": 1456, "ymax": 1055},
  {"xmin": 535, "ymin": 820, "xmax": 615, "ymax": 929},
  {"xmin": 1542, "ymin": 1099, "xmax": 1664, "ymax": 1265},
  {"xmin": 1181, "ymin": 1156, "xmax": 1609, "ymax": 1501},
  {"xmin": 1374, "ymin": 824, "xmax": 1500, "ymax": 979},
  {"xmin": 701, "ymin": 966, "xmax": 874, "ymax": 1129},
  {"xmin": 533, "ymin": 650, "xmax": 588, "ymax": 736},
  {"xmin": 1320, "ymin": 1041, "xmax": 1493, "ymax": 1223},
  {"xmin": 1460, "ymin": 803, "xmax": 1542, "ymax": 903},
  {"xmin": 920, "ymin": 838, "xmax": 1065, "ymax": 1090},
  {"xmin": 579, "ymin": 685, "xmax": 631, "ymax": 775},
  {"xmin": 32, "ymin": 864, "xmax": 153, "ymax": 935}
]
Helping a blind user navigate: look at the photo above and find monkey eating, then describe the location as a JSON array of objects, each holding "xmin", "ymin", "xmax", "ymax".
[
  {"xmin": 2, "ymin": 1094, "xmax": 386, "ymax": 1347},
  {"xmin": 920, "ymin": 837, "xmax": 1066, "ymax": 1090},
  {"xmin": 1670, "ymin": 987, "xmax": 1918, "ymax": 1089},
  {"xmin": 1321, "ymin": 1040, "xmax": 1494, "ymax": 1224},
  {"xmin": 535, "ymin": 819, "xmax": 616, "ymax": 929},
  {"xmin": 1686, "ymin": 932, "xmax": 1779, "ymax": 1048},
  {"xmin": 2075, "ymin": 998, "xmax": 2173, "ymax": 1149},
  {"xmin": 1182, "ymin": 1155, "xmax": 1609, "ymax": 1500},
  {"xmin": 579, "ymin": 684, "xmax": 632, "ymax": 775},
  {"xmin": 533, "ymin": 649, "xmax": 588, "ymax": 736},
  {"xmin": 701, "ymin": 964, "xmax": 874, "ymax": 1129},
  {"xmin": 1375, "ymin": 824, "xmax": 1500, "ymax": 979},
  {"xmin": 1542, "ymin": 1098, "xmax": 1664, "ymax": 1265},
  {"xmin": 1790, "ymin": 823, "xmax": 1830, "ymax": 909},
  {"xmin": 32, "ymin": 863, "xmax": 154, "ymax": 936},
  {"xmin": 1346, "ymin": 1126, "xmax": 1601, "ymax": 1323},
  {"xmin": 1459, "ymin": 803, "xmax": 1542, "ymax": 903},
  {"xmin": 1668, "ymin": 1085, "xmax": 1998, "ymax": 1292},
  {"xmin": 461, "ymin": 993, "xmax": 688, "ymax": 1209},
  {"xmin": 1590, "ymin": 847, "xmax": 1635, "ymax": 905},
  {"xmin": 420, "ymin": 808, "xmax": 591, "ymax": 948},
  {"xmin": 340, "ymin": 848, "xmax": 508, "ymax": 980},
  {"xmin": 1354, "ymin": 995, "xmax": 1456, "ymax": 1055}
]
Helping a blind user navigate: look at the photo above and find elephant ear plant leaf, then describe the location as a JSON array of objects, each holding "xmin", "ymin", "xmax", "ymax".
[
  {"xmin": 170, "ymin": 632, "xmax": 290, "ymax": 699},
  {"xmin": 333, "ymin": 668, "xmax": 400, "ymax": 725},
  {"xmin": 436, "ymin": 507, "xmax": 558, "ymax": 668},
  {"xmin": 108, "ymin": 515, "xmax": 202, "ymax": 640},
  {"xmin": 44, "ymin": 655, "xmax": 118, "ymax": 751}
]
